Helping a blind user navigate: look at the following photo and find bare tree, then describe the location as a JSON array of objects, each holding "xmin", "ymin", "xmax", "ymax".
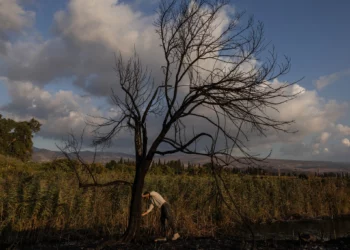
[{"xmin": 61, "ymin": 0, "xmax": 300, "ymax": 242}]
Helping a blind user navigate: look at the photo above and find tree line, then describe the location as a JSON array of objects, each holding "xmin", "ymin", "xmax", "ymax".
[{"xmin": 102, "ymin": 158, "xmax": 350, "ymax": 179}]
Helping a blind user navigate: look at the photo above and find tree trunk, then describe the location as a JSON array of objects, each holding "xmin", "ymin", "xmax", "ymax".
[{"xmin": 121, "ymin": 161, "xmax": 148, "ymax": 242}]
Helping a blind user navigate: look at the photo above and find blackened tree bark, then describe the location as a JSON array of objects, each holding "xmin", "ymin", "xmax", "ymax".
[{"xmin": 122, "ymin": 164, "xmax": 145, "ymax": 242}]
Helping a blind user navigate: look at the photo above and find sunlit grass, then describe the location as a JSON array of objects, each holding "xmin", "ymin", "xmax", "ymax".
[{"xmin": 0, "ymin": 154, "xmax": 349, "ymax": 243}]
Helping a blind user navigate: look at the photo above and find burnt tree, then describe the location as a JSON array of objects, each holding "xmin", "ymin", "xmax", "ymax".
[{"xmin": 61, "ymin": 0, "xmax": 300, "ymax": 242}]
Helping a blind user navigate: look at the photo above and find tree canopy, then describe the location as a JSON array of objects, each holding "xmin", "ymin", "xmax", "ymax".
[{"xmin": 0, "ymin": 114, "xmax": 41, "ymax": 161}]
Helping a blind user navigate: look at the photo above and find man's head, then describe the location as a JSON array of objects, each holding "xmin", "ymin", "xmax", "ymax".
[{"xmin": 142, "ymin": 191, "xmax": 150, "ymax": 199}]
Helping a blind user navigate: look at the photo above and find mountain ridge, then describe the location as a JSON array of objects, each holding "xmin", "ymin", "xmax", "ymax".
[{"xmin": 32, "ymin": 147, "xmax": 350, "ymax": 174}]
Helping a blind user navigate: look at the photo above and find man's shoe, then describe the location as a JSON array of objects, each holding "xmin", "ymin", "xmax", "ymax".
[
  {"xmin": 172, "ymin": 233, "xmax": 180, "ymax": 241},
  {"xmin": 154, "ymin": 237, "xmax": 167, "ymax": 242}
]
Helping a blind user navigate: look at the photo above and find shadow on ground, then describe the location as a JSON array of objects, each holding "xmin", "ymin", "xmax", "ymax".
[{"xmin": 2, "ymin": 235, "xmax": 350, "ymax": 250}]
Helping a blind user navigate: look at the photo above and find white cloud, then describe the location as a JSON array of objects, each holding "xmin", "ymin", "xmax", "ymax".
[
  {"xmin": 265, "ymin": 81, "xmax": 348, "ymax": 143},
  {"xmin": 0, "ymin": 77, "xmax": 101, "ymax": 140},
  {"xmin": 0, "ymin": 0, "xmax": 167, "ymax": 98},
  {"xmin": 0, "ymin": 0, "xmax": 349, "ymax": 161},
  {"xmin": 53, "ymin": 0, "xmax": 154, "ymax": 55},
  {"xmin": 311, "ymin": 142, "xmax": 322, "ymax": 155},
  {"xmin": 336, "ymin": 124, "xmax": 350, "ymax": 136},
  {"xmin": 0, "ymin": 0, "xmax": 34, "ymax": 31},
  {"xmin": 0, "ymin": 0, "xmax": 35, "ymax": 53},
  {"xmin": 314, "ymin": 69, "xmax": 350, "ymax": 90},
  {"xmin": 172, "ymin": 79, "xmax": 348, "ymax": 159},
  {"xmin": 342, "ymin": 138, "xmax": 350, "ymax": 147},
  {"xmin": 320, "ymin": 132, "xmax": 331, "ymax": 144}
]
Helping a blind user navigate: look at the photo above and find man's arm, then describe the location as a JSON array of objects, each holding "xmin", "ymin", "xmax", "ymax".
[{"xmin": 142, "ymin": 204, "xmax": 154, "ymax": 216}]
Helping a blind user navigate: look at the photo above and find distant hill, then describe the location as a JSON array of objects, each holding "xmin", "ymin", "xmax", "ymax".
[
  {"xmin": 32, "ymin": 147, "xmax": 350, "ymax": 173},
  {"xmin": 32, "ymin": 147, "xmax": 134, "ymax": 163}
]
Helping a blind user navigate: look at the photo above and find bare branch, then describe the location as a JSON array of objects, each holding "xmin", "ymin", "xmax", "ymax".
[{"xmin": 57, "ymin": 131, "xmax": 132, "ymax": 189}]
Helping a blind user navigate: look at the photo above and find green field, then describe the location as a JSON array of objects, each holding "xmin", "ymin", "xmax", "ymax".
[{"xmin": 0, "ymin": 154, "xmax": 349, "ymax": 244}]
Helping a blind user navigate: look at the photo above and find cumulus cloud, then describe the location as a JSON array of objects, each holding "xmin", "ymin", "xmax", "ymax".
[
  {"xmin": 0, "ymin": 0, "xmax": 34, "ymax": 31},
  {"xmin": 0, "ymin": 0, "xmax": 349, "ymax": 161},
  {"xmin": 314, "ymin": 69, "xmax": 350, "ymax": 90},
  {"xmin": 320, "ymin": 132, "xmax": 331, "ymax": 144},
  {"xmin": 275, "ymin": 81, "xmax": 350, "ymax": 160},
  {"xmin": 0, "ymin": 0, "xmax": 35, "ymax": 53},
  {"xmin": 54, "ymin": 0, "xmax": 154, "ymax": 55},
  {"xmin": 161, "ymin": 79, "xmax": 348, "ymax": 159},
  {"xmin": 1, "ymin": 0, "xmax": 162, "ymax": 96},
  {"xmin": 342, "ymin": 138, "xmax": 350, "ymax": 147},
  {"xmin": 254, "ymin": 81, "xmax": 348, "ymax": 146},
  {"xmin": 280, "ymin": 125, "xmax": 349, "ymax": 161},
  {"xmin": 0, "ymin": 0, "xmax": 238, "ymax": 148},
  {"xmin": 0, "ymin": 77, "xmax": 101, "ymax": 140},
  {"xmin": 2, "ymin": 38, "xmax": 77, "ymax": 84},
  {"xmin": 2, "ymin": 78, "xmax": 78, "ymax": 119},
  {"xmin": 336, "ymin": 124, "xmax": 350, "ymax": 136}
]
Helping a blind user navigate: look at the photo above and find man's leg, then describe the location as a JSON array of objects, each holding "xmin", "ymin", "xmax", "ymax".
[
  {"xmin": 154, "ymin": 205, "xmax": 167, "ymax": 242},
  {"xmin": 163, "ymin": 203, "xmax": 180, "ymax": 240},
  {"xmin": 160, "ymin": 205, "xmax": 167, "ymax": 237},
  {"xmin": 165, "ymin": 205, "xmax": 176, "ymax": 234}
]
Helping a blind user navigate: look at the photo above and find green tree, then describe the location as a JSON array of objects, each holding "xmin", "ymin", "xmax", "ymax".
[
  {"xmin": 105, "ymin": 160, "xmax": 118, "ymax": 170},
  {"xmin": 0, "ymin": 114, "xmax": 41, "ymax": 161}
]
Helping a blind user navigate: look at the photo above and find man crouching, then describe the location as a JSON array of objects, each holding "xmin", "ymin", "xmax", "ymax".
[{"xmin": 142, "ymin": 191, "xmax": 180, "ymax": 242}]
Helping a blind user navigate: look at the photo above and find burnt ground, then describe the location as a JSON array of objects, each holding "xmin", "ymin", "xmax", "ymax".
[{"xmin": 3, "ymin": 236, "xmax": 350, "ymax": 250}]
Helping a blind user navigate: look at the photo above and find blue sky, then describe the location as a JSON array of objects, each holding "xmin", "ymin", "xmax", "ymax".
[
  {"xmin": 0, "ymin": 0, "xmax": 349, "ymax": 161},
  {"xmin": 237, "ymin": 0, "xmax": 350, "ymax": 101}
]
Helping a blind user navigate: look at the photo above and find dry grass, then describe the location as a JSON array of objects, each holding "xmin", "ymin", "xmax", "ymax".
[{"xmin": 0, "ymin": 155, "xmax": 349, "ymax": 243}]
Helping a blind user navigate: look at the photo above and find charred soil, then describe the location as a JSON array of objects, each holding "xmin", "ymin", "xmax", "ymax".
[{"xmin": 3, "ymin": 236, "xmax": 350, "ymax": 250}]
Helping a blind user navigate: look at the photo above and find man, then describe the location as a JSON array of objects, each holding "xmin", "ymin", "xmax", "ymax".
[{"xmin": 142, "ymin": 191, "xmax": 180, "ymax": 242}]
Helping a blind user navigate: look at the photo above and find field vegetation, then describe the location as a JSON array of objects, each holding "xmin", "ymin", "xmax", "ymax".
[{"xmin": 0, "ymin": 154, "xmax": 349, "ymax": 245}]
